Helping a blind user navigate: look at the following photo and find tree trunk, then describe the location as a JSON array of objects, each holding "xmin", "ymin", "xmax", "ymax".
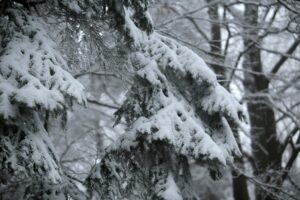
[
  {"xmin": 242, "ymin": 4, "xmax": 282, "ymax": 200},
  {"xmin": 206, "ymin": 0, "xmax": 225, "ymax": 83}
]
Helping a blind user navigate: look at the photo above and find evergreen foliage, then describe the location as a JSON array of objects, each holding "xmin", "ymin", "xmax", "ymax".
[
  {"xmin": 0, "ymin": 1, "xmax": 246, "ymax": 199},
  {"xmin": 0, "ymin": 5, "xmax": 86, "ymax": 199},
  {"xmin": 85, "ymin": 1, "xmax": 245, "ymax": 199}
]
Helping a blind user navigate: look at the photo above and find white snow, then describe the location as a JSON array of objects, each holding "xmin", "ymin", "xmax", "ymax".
[
  {"xmin": 201, "ymin": 84, "xmax": 243, "ymax": 124},
  {"xmin": 0, "ymin": 10, "xmax": 86, "ymax": 119},
  {"xmin": 124, "ymin": 8, "xmax": 149, "ymax": 46},
  {"xmin": 108, "ymin": 11, "xmax": 244, "ymax": 167}
]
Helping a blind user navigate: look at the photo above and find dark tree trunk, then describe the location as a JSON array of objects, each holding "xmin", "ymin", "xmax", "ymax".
[
  {"xmin": 242, "ymin": 4, "xmax": 282, "ymax": 200},
  {"xmin": 232, "ymin": 157, "xmax": 250, "ymax": 200},
  {"xmin": 207, "ymin": 0, "xmax": 226, "ymax": 83}
]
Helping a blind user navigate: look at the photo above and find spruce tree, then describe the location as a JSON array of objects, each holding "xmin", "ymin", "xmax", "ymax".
[
  {"xmin": 86, "ymin": 1, "xmax": 245, "ymax": 199},
  {"xmin": 0, "ymin": 1, "xmax": 246, "ymax": 199},
  {"xmin": 0, "ymin": 3, "xmax": 86, "ymax": 200}
]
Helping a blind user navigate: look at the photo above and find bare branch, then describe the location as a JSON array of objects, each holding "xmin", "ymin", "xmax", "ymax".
[
  {"xmin": 270, "ymin": 37, "xmax": 300, "ymax": 74},
  {"xmin": 74, "ymin": 71, "xmax": 121, "ymax": 79},
  {"xmin": 87, "ymin": 98, "xmax": 120, "ymax": 110},
  {"xmin": 277, "ymin": 0, "xmax": 300, "ymax": 15}
]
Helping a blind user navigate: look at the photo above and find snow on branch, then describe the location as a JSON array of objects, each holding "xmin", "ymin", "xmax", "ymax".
[
  {"xmin": 110, "ymin": 8, "xmax": 244, "ymax": 166},
  {"xmin": 0, "ymin": 9, "xmax": 86, "ymax": 119}
]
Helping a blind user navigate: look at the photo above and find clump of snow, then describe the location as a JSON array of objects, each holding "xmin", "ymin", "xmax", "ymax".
[
  {"xmin": 201, "ymin": 85, "xmax": 243, "ymax": 124},
  {"xmin": 0, "ymin": 9, "xmax": 86, "ymax": 119},
  {"xmin": 142, "ymin": 33, "xmax": 217, "ymax": 85}
]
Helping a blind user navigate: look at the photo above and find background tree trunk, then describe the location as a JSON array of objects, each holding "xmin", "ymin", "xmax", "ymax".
[
  {"xmin": 242, "ymin": 4, "xmax": 282, "ymax": 200},
  {"xmin": 206, "ymin": 0, "xmax": 225, "ymax": 82}
]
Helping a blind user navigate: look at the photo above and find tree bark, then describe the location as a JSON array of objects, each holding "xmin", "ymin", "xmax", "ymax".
[
  {"xmin": 207, "ymin": 0, "xmax": 226, "ymax": 83},
  {"xmin": 242, "ymin": 4, "xmax": 282, "ymax": 200}
]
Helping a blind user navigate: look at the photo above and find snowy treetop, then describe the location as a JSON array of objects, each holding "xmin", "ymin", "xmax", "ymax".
[{"xmin": 0, "ymin": 9, "xmax": 86, "ymax": 119}]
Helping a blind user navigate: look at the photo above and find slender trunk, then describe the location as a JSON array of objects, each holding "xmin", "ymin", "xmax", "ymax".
[
  {"xmin": 231, "ymin": 138, "xmax": 251, "ymax": 200},
  {"xmin": 207, "ymin": 0, "xmax": 226, "ymax": 83},
  {"xmin": 242, "ymin": 4, "xmax": 282, "ymax": 200}
]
